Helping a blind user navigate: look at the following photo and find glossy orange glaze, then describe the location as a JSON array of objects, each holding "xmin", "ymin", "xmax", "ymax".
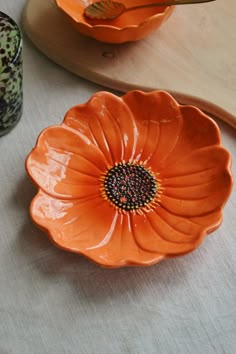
[
  {"xmin": 54, "ymin": 0, "xmax": 174, "ymax": 43},
  {"xmin": 26, "ymin": 90, "xmax": 233, "ymax": 267}
]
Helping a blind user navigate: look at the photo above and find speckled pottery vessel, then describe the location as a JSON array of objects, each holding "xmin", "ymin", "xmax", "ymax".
[{"xmin": 0, "ymin": 11, "xmax": 23, "ymax": 136}]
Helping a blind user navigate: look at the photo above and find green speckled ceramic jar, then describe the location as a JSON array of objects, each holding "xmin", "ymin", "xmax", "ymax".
[{"xmin": 0, "ymin": 12, "xmax": 23, "ymax": 136}]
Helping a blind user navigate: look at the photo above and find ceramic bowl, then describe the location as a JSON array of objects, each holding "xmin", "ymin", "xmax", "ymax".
[
  {"xmin": 54, "ymin": 0, "xmax": 175, "ymax": 43},
  {"xmin": 26, "ymin": 90, "xmax": 233, "ymax": 268}
]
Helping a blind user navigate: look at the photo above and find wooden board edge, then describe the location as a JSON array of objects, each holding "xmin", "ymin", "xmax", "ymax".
[{"xmin": 22, "ymin": 0, "xmax": 236, "ymax": 130}]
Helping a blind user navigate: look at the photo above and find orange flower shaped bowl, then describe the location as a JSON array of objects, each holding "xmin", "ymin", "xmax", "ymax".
[
  {"xmin": 54, "ymin": 0, "xmax": 174, "ymax": 43},
  {"xmin": 26, "ymin": 90, "xmax": 233, "ymax": 268}
]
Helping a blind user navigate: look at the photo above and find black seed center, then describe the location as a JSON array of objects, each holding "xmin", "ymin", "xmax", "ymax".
[{"xmin": 104, "ymin": 163, "xmax": 157, "ymax": 211}]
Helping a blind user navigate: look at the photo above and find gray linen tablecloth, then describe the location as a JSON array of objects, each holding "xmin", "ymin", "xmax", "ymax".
[{"xmin": 0, "ymin": 1, "xmax": 235, "ymax": 353}]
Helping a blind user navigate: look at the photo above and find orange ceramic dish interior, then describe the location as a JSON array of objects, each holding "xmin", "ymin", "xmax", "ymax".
[
  {"xmin": 54, "ymin": 0, "xmax": 174, "ymax": 43},
  {"xmin": 26, "ymin": 90, "xmax": 233, "ymax": 268}
]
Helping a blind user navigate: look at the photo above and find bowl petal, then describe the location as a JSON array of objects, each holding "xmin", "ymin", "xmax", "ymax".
[
  {"xmin": 123, "ymin": 91, "xmax": 183, "ymax": 165},
  {"xmin": 154, "ymin": 105, "xmax": 221, "ymax": 170},
  {"xmin": 64, "ymin": 92, "xmax": 139, "ymax": 164},
  {"xmin": 131, "ymin": 212, "xmax": 198, "ymax": 255},
  {"xmin": 156, "ymin": 206, "xmax": 221, "ymax": 236},
  {"xmin": 31, "ymin": 191, "xmax": 115, "ymax": 248},
  {"xmin": 84, "ymin": 214, "xmax": 165, "ymax": 267},
  {"xmin": 161, "ymin": 145, "xmax": 231, "ymax": 178},
  {"xmin": 26, "ymin": 125, "xmax": 108, "ymax": 198}
]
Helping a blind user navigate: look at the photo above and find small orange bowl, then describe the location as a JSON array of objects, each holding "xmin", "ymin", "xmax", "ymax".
[
  {"xmin": 25, "ymin": 90, "xmax": 233, "ymax": 268},
  {"xmin": 55, "ymin": 0, "xmax": 175, "ymax": 43}
]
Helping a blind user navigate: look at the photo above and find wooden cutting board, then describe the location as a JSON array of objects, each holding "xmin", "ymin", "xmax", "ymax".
[{"xmin": 23, "ymin": 0, "xmax": 236, "ymax": 128}]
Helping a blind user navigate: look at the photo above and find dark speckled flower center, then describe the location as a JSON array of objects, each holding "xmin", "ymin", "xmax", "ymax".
[{"xmin": 104, "ymin": 162, "xmax": 157, "ymax": 211}]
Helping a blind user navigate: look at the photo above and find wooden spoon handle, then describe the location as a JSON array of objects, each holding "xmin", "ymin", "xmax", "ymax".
[{"xmin": 128, "ymin": 0, "xmax": 216, "ymax": 11}]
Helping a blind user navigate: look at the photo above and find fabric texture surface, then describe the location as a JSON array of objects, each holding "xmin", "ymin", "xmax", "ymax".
[{"xmin": 0, "ymin": 1, "xmax": 235, "ymax": 353}]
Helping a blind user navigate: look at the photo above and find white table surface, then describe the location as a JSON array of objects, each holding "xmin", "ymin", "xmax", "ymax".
[{"xmin": 0, "ymin": 1, "xmax": 235, "ymax": 353}]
